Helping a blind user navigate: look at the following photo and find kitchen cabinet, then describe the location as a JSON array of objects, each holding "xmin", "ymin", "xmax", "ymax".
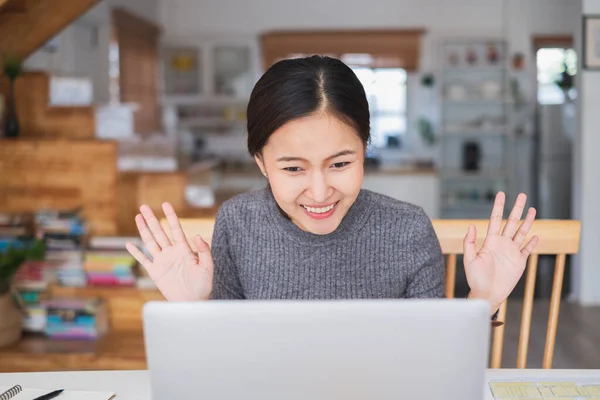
[
  {"xmin": 362, "ymin": 170, "xmax": 439, "ymax": 219},
  {"xmin": 160, "ymin": 37, "xmax": 261, "ymax": 104}
]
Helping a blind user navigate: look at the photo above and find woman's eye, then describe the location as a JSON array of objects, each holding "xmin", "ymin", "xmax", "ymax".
[
  {"xmin": 284, "ymin": 167, "xmax": 302, "ymax": 172},
  {"xmin": 332, "ymin": 162, "xmax": 350, "ymax": 169}
]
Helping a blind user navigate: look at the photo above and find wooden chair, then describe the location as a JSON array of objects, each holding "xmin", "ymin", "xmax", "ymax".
[
  {"xmin": 160, "ymin": 217, "xmax": 216, "ymax": 246},
  {"xmin": 161, "ymin": 217, "xmax": 581, "ymax": 369},
  {"xmin": 432, "ymin": 220, "xmax": 581, "ymax": 369}
]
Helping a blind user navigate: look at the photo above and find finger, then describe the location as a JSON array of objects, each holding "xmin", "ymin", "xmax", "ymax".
[
  {"xmin": 521, "ymin": 235, "xmax": 539, "ymax": 258},
  {"xmin": 502, "ymin": 193, "xmax": 527, "ymax": 238},
  {"xmin": 125, "ymin": 241, "xmax": 152, "ymax": 270},
  {"xmin": 193, "ymin": 234, "xmax": 210, "ymax": 254},
  {"xmin": 463, "ymin": 224, "xmax": 478, "ymax": 265},
  {"xmin": 486, "ymin": 192, "xmax": 506, "ymax": 237},
  {"xmin": 139, "ymin": 204, "xmax": 172, "ymax": 249},
  {"xmin": 135, "ymin": 213, "xmax": 161, "ymax": 258},
  {"xmin": 162, "ymin": 202, "xmax": 189, "ymax": 246},
  {"xmin": 513, "ymin": 207, "xmax": 537, "ymax": 245}
]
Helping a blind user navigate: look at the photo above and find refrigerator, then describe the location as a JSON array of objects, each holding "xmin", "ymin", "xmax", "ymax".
[
  {"xmin": 536, "ymin": 103, "xmax": 573, "ymax": 220},
  {"xmin": 533, "ymin": 103, "xmax": 574, "ymax": 298}
]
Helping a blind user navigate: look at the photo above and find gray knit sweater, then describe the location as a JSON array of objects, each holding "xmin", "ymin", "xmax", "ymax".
[{"xmin": 209, "ymin": 188, "xmax": 445, "ymax": 300}]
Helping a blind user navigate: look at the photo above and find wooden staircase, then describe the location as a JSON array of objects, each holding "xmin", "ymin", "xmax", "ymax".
[
  {"xmin": 0, "ymin": 0, "xmax": 102, "ymax": 60},
  {"xmin": 0, "ymin": 0, "xmax": 102, "ymax": 138}
]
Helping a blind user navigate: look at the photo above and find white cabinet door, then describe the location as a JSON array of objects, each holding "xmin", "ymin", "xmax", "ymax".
[{"xmin": 362, "ymin": 174, "xmax": 440, "ymax": 219}]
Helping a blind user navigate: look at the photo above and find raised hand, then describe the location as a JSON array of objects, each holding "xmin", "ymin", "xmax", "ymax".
[
  {"xmin": 125, "ymin": 202, "xmax": 213, "ymax": 301},
  {"xmin": 463, "ymin": 192, "xmax": 539, "ymax": 312}
]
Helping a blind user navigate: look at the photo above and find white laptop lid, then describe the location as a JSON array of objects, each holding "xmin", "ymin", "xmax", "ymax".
[{"xmin": 143, "ymin": 299, "xmax": 490, "ymax": 400}]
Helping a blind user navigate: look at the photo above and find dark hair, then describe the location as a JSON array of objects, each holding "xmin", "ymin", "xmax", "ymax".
[{"xmin": 247, "ymin": 55, "xmax": 370, "ymax": 156}]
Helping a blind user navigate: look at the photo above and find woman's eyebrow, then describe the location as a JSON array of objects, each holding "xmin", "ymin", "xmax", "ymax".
[{"xmin": 276, "ymin": 150, "xmax": 356, "ymax": 163}]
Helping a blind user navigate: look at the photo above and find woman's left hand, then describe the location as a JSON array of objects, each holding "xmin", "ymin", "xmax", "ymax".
[{"xmin": 463, "ymin": 192, "xmax": 539, "ymax": 313}]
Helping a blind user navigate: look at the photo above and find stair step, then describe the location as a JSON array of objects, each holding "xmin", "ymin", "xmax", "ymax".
[{"xmin": 0, "ymin": 0, "xmax": 101, "ymax": 60}]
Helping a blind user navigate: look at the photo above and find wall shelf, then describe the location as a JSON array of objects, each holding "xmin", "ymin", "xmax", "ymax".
[{"xmin": 438, "ymin": 38, "xmax": 517, "ymax": 219}]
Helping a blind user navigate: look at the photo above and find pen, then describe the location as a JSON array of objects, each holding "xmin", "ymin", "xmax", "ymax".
[{"xmin": 32, "ymin": 389, "xmax": 64, "ymax": 400}]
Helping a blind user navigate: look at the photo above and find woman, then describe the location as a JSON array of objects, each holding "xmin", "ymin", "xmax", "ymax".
[{"xmin": 125, "ymin": 56, "xmax": 538, "ymax": 318}]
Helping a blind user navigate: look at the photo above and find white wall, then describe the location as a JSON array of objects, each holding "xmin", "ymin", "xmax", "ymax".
[
  {"xmin": 573, "ymin": 0, "xmax": 600, "ymax": 305},
  {"xmin": 159, "ymin": 0, "xmax": 579, "ymax": 64},
  {"xmin": 112, "ymin": 0, "xmax": 160, "ymax": 24}
]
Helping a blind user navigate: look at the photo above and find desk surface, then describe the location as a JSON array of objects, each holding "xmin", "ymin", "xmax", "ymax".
[
  {"xmin": 1, "ymin": 369, "xmax": 600, "ymax": 400},
  {"xmin": 0, "ymin": 332, "xmax": 147, "ymax": 373}
]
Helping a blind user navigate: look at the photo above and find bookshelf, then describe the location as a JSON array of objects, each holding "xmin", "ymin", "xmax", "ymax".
[{"xmin": 0, "ymin": 139, "xmax": 118, "ymax": 236}]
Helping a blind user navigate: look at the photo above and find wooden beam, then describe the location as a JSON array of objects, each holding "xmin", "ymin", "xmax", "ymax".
[
  {"xmin": 0, "ymin": 0, "xmax": 101, "ymax": 60},
  {"xmin": 532, "ymin": 35, "xmax": 573, "ymax": 50},
  {"xmin": 0, "ymin": 0, "xmax": 28, "ymax": 12}
]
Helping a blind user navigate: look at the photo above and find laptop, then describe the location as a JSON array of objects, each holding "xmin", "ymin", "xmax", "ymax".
[{"xmin": 143, "ymin": 299, "xmax": 490, "ymax": 400}]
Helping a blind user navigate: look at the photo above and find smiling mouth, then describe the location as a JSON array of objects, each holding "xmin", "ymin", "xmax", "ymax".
[{"xmin": 300, "ymin": 201, "xmax": 339, "ymax": 219}]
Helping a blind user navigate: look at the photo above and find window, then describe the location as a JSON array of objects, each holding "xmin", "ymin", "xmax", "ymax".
[
  {"xmin": 349, "ymin": 65, "xmax": 408, "ymax": 149},
  {"xmin": 537, "ymin": 48, "xmax": 577, "ymax": 105},
  {"xmin": 270, "ymin": 51, "xmax": 410, "ymax": 150}
]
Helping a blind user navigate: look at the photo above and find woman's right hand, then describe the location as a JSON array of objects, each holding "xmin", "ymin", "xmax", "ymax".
[{"xmin": 125, "ymin": 202, "xmax": 213, "ymax": 301}]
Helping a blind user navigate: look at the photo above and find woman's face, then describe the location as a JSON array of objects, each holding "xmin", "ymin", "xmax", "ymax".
[{"xmin": 255, "ymin": 112, "xmax": 365, "ymax": 235}]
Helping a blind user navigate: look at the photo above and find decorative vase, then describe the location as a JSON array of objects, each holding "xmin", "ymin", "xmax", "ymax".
[
  {"xmin": 0, "ymin": 290, "xmax": 22, "ymax": 348},
  {"xmin": 3, "ymin": 79, "xmax": 19, "ymax": 138}
]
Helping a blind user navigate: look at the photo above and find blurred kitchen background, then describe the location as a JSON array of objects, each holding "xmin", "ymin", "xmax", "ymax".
[{"xmin": 0, "ymin": 0, "xmax": 595, "ymax": 302}]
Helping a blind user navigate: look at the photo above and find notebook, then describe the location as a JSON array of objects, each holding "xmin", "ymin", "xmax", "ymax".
[{"xmin": 0, "ymin": 385, "xmax": 115, "ymax": 400}]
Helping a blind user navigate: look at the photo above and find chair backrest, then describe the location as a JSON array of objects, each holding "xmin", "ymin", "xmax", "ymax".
[
  {"xmin": 431, "ymin": 219, "xmax": 581, "ymax": 369},
  {"xmin": 162, "ymin": 217, "xmax": 581, "ymax": 369},
  {"xmin": 160, "ymin": 217, "xmax": 216, "ymax": 248}
]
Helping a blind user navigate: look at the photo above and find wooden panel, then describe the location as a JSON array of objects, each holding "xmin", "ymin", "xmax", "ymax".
[
  {"xmin": 445, "ymin": 254, "xmax": 456, "ymax": 298},
  {"xmin": 113, "ymin": 8, "xmax": 160, "ymax": 135},
  {"xmin": 517, "ymin": 254, "xmax": 539, "ymax": 369},
  {"xmin": 533, "ymin": 35, "xmax": 573, "ymax": 50},
  {"xmin": 490, "ymin": 301, "xmax": 507, "ymax": 368},
  {"xmin": 0, "ymin": 331, "xmax": 147, "ymax": 372},
  {"xmin": 0, "ymin": 72, "xmax": 95, "ymax": 139},
  {"xmin": 43, "ymin": 107, "xmax": 96, "ymax": 139},
  {"xmin": 0, "ymin": 139, "xmax": 118, "ymax": 235},
  {"xmin": 117, "ymin": 171, "xmax": 188, "ymax": 236},
  {"xmin": 138, "ymin": 172, "xmax": 187, "ymax": 214},
  {"xmin": 261, "ymin": 29, "xmax": 425, "ymax": 70},
  {"xmin": 0, "ymin": 0, "xmax": 27, "ymax": 12},
  {"xmin": 432, "ymin": 220, "xmax": 581, "ymax": 255},
  {"xmin": 0, "ymin": 0, "xmax": 101, "ymax": 60},
  {"xmin": 543, "ymin": 254, "xmax": 567, "ymax": 369},
  {"xmin": 116, "ymin": 172, "xmax": 142, "ymax": 236},
  {"xmin": 160, "ymin": 217, "xmax": 215, "ymax": 248},
  {"xmin": 154, "ymin": 217, "xmax": 582, "ymax": 258}
]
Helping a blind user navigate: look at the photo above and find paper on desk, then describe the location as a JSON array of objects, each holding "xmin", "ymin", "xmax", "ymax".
[
  {"xmin": 0, "ymin": 386, "xmax": 115, "ymax": 400},
  {"xmin": 489, "ymin": 379, "xmax": 600, "ymax": 399}
]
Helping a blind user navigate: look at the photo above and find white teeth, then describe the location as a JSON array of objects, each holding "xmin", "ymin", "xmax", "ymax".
[{"xmin": 303, "ymin": 203, "xmax": 335, "ymax": 214}]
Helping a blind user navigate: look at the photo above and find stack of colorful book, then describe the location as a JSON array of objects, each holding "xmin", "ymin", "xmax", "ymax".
[
  {"xmin": 35, "ymin": 210, "xmax": 87, "ymax": 287},
  {"xmin": 46, "ymin": 250, "xmax": 86, "ymax": 287},
  {"xmin": 84, "ymin": 237, "xmax": 139, "ymax": 286},
  {"xmin": 84, "ymin": 250, "xmax": 136, "ymax": 286},
  {"xmin": 42, "ymin": 298, "xmax": 109, "ymax": 340},
  {"xmin": 13, "ymin": 260, "xmax": 52, "ymax": 333}
]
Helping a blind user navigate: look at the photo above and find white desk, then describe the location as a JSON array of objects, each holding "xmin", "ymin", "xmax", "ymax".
[{"xmin": 1, "ymin": 369, "xmax": 600, "ymax": 399}]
